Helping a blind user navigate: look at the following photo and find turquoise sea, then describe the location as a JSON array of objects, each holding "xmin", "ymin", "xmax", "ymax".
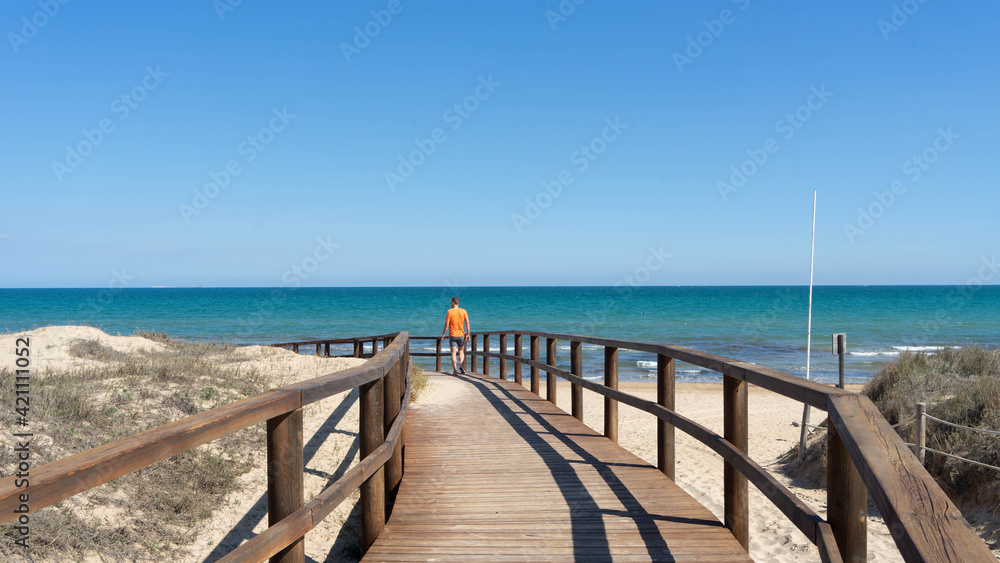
[{"xmin": 1, "ymin": 286, "xmax": 997, "ymax": 384}]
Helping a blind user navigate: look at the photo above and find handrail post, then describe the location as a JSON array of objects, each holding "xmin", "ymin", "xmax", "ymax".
[
  {"xmin": 384, "ymin": 356, "xmax": 403, "ymax": 510},
  {"xmin": 435, "ymin": 338, "xmax": 442, "ymax": 372},
  {"xmin": 372, "ymin": 338, "xmax": 378, "ymax": 355},
  {"xmin": 292, "ymin": 344, "xmax": 299, "ymax": 354},
  {"xmin": 723, "ymin": 374, "xmax": 749, "ymax": 551},
  {"xmin": 657, "ymin": 354, "xmax": 675, "ymax": 480},
  {"xmin": 353, "ymin": 340, "xmax": 361, "ymax": 358},
  {"xmin": 514, "ymin": 334, "xmax": 523, "ymax": 385},
  {"xmin": 570, "ymin": 341, "xmax": 583, "ymax": 421},
  {"xmin": 470, "ymin": 334, "xmax": 478, "ymax": 373},
  {"xmin": 604, "ymin": 346, "xmax": 618, "ymax": 442},
  {"xmin": 316, "ymin": 343, "xmax": 321, "ymax": 356},
  {"xmin": 530, "ymin": 335, "xmax": 540, "ymax": 395},
  {"xmin": 267, "ymin": 407, "xmax": 305, "ymax": 563},
  {"xmin": 483, "ymin": 334, "xmax": 491, "ymax": 376},
  {"xmin": 828, "ymin": 417, "xmax": 867, "ymax": 562},
  {"xmin": 324, "ymin": 342, "xmax": 330, "ymax": 357},
  {"xmin": 499, "ymin": 334, "xmax": 508, "ymax": 381},
  {"xmin": 360, "ymin": 376, "xmax": 385, "ymax": 554},
  {"xmin": 546, "ymin": 337, "xmax": 557, "ymax": 404}
]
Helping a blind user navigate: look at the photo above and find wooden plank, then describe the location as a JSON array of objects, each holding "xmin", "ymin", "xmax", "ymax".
[
  {"xmin": 827, "ymin": 394, "xmax": 996, "ymax": 562},
  {"xmin": 363, "ymin": 372, "xmax": 753, "ymax": 563}
]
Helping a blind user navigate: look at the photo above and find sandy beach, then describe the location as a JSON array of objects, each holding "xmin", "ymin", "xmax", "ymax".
[{"xmin": 5, "ymin": 327, "xmax": 995, "ymax": 561}]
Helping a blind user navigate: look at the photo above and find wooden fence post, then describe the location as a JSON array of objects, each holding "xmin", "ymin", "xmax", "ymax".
[
  {"xmin": 384, "ymin": 358, "xmax": 403, "ymax": 509},
  {"xmin": 530, "ymin": 336, "xmax": 540, "ymax": 395},
  {"xmin": 372, "ymin": 338, "xmax": 379, "ymax": 355},
  {"xmin": 604, "ymin": 347, "xmax": 618, "ymax": 443},
  {"xmin": 470, "ymin": 334, "xmax": 478, "ymax": 373},
  {"xmin": 723, "ymin": 374, "xmax": 749, "ymax": 551},
  {"xmin": 353, "ymin": 340, "xmax": 361, "ymax": 358},
  {"xmin": 483, "ymin": 334, "xmax": 491, "ymax": 376},
  {"xmin": 435, "ymin": 338, "xmax": 442, "ymax": 372},
  {"xmin": 324, "ymin": 342, "xmax": 330, "ymax": 357},
  {"xmin": 499, "ymin": 334, "xmax": 508, "ymax": 381},
  {"xmin": 514, "ymin": 334, "xmax": 523, "ymax": 385},
  {"xmin": 657, "ymin": 354, "xmax": 675, "ymax": 480},
  {"xmin": 292, "ymin": 344, "xmax": 299, "ymax": 354},
  {"xmin": 915, "ymin": 402, "xmax": 926, "ymax": 464},
  {"xmin": 546, "ymin": 338, "xmax": 557, "ymax": 405},
  {"xmin": 316, "ymin": 343, "xmax": 321, "ymax": 356},
  {"xmin": 360, "ymin": 377, "xmax": 385, "ymax": 554},
  {"xmin": 828, "ymin": 418, "xmax": 867, "ymax": 562},
  {"xmin": 570, "ymin": 341, "xmax": 583, "ymax": 421},
  {"xmin": 267, "ymin": 408, "xmax": 305, "ymax": 563}
]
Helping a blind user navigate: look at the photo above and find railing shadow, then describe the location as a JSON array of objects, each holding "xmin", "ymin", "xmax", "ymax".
[
  {"xmin": 201, "ymin": 388, "xmax": 360, "ymax": 562},
  {"xmin": 455, "ymin": 372, "xmax": 693, "ymax": 561}
]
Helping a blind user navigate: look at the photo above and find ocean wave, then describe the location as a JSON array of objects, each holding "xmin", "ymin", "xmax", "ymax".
[
  {"xmin": 636, "ymin": 360, "xmax": 657, "ymax": 369},
  {"xmin": 849, "ymin": 350, "xmax": 900, "ymax": 357},
  {"xmin": 892, "ymin": 345, "xmax": 957, "ymax": 352}
]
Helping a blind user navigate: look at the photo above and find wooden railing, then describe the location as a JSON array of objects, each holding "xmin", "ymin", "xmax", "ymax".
[
  {"xmin": 0, "ymin": 331, "xmax": 412, "ymax": 563},
  {"xmin": 271, "ymin": 332, "xmax": 400, "ymax": 359},
  {"xmin": 412, "ymin": 330, "xmax": 993, "ymax": 563}
]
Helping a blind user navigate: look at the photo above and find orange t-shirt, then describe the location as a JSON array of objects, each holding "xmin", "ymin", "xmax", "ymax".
[{"xmin": 445, "ymin": 307, "xmax": 469, "ymax": 337}]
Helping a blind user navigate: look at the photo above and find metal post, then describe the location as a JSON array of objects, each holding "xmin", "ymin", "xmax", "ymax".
[{"xmin": 915, "ymin": 402, "xmax": 927, "ymax": 464}]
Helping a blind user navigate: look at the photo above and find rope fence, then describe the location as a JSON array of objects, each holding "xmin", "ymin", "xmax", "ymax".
[
  {"xmin": 924, "ymin": 413, "xmax": 1000, "ymax": 436},
  {"xmin": 909, "ymin": 404, "xmax": 1000, "ymax": 472}
]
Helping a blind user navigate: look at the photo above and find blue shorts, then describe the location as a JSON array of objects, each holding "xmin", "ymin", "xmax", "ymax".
[{"xmin": 449, "ymin": 336, "xmax": 466, "ymax": 348}]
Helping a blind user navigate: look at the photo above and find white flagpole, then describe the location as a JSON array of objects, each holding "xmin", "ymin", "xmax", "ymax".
[{"xmin": 798, "ymin": 191, "xmax": 818, "ymax": 463}]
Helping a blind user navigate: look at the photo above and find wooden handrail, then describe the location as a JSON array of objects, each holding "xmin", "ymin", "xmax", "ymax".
[
  {"xmin": 433, "ymin": 329, "xmax": 995, "ymax": 563},
  {"xmin": 0, "ymin": 331, "xmax": 412, "ymax": 563}
]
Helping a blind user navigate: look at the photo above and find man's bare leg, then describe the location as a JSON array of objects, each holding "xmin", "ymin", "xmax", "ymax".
[
  {"xmin": 450, "ymin": 344, "xmax": 459, "ymax": 373},
  {"xmin": 458, "ymin": 344, "xmax": 466, "ymax": 372}
]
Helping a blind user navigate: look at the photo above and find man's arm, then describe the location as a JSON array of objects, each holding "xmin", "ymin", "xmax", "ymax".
[
  {"xmin": 442, "ymin": 312, "xmax": 450, "ymax": 339},
  {"xmin": 464, "ymin": 313, "xmax": 470, "ymax": 338}
]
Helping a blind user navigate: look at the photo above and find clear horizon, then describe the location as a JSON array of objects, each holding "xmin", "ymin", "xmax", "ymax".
[{"xmin": 2, "ymin": 2, "xmax": 998, "ymax": 287}]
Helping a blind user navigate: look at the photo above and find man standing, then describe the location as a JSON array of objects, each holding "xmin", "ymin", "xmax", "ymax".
[{"xmin": 441, "ymin": 296, "xmax": 470, "ymax": 375}]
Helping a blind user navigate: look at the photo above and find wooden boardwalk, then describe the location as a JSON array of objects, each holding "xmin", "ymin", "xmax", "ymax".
[{"xmin": 362, "ymin": 372, "xmax": 753, "ymax": 562}]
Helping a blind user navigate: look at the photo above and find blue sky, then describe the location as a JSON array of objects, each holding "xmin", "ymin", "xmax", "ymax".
[{"xmin": 1, "ymin": 1, "xmax": 998, "ymax": 287}]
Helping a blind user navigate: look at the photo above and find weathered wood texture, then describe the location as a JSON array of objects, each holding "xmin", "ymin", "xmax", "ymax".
[
  {"xmin": 267, "ymin": 408, "xmax": 305, "ymax": 563},
  {"xmin": 723, "ymin": 375, "xmax": 749, "ymax": 551},
  {"xmin": 363, "ymin": 372, "xmax": 753, "ymax": 563},
  {"xmin": 827, "ymin": 394, "xmax": 996, "ymax": 562}
]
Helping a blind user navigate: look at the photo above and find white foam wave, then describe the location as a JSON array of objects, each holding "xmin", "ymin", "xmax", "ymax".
[
  {"xmin": 849, "ymin": 351, "xmax": 900, "ymax": 357},
  {"xmin": 893, "ymin": 345, "xmax": 957, "ymax": 352},
  {"xmin": 636, "ymin": 360, "xmax": 657, "ymax": 369}
]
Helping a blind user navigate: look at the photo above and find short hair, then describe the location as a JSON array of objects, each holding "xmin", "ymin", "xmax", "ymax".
[{"xmin": 451, "ymin": 296, "xmax": 460, "ymax": 305}]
